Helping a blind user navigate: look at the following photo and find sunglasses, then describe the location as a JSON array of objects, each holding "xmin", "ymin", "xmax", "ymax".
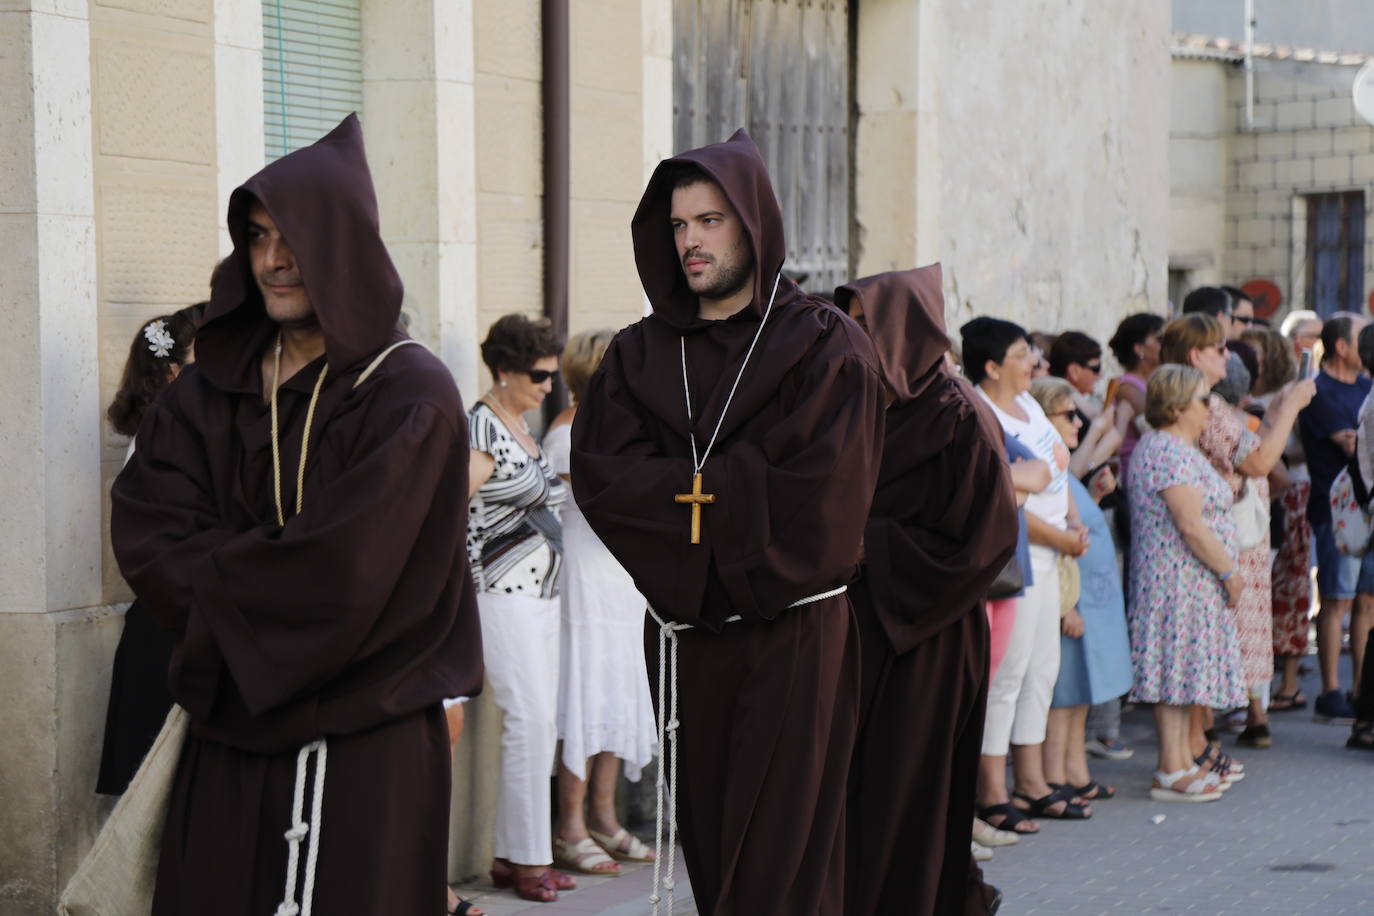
[
  {"xmin": 1084, "ymin": 361, "xmax": 1103, "ymax": 373},
  {"xmin": 1048, "ymin": 408, "xmax": 1082, "ymax": 423},
  {"xmin": 1232, "ymin": 315, "xmax": 1256, "ymax": 326},
  {"xmin": 524, "ymin": 368, "xmax": 560, "ymax": 384},
  {"xmin": 1194, "ymin": 394, "xmax": 1211, "ymax": 407}
]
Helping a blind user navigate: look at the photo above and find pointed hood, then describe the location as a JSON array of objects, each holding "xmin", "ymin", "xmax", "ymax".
[
  {"xmin": 834, "ymin": 264, "xmax": 950, "ymax": 406},
  {"xmin": 197, "ymin": 114, "xmax": 403, "ymax": 391},
  {"xmin": 631, "ymin": 129, "xmax": 787, "ymax": 329}
]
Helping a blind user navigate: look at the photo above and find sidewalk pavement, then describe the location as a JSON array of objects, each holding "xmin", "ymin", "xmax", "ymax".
[
  {"xmin": 983, "ymin": 665, "xmax": 1374, "ymax": 914},
  {"xmin": 452, "ymin": 669, "xmax": 1374, "ymax": 915}
]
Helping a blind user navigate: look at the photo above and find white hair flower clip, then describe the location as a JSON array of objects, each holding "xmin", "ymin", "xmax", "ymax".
[{"xmin": 143, "ymin": 319, "xmax": 175, "ymax": 358}]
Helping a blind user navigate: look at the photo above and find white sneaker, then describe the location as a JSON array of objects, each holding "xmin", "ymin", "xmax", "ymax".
[{"xmin": 972, "ymin": 817, "xmax": 1020, "ymax": 847}]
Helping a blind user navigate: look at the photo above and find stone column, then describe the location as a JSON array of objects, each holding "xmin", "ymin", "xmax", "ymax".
[
  {"xmin": 853, "ymin": 0, "xmax": 943, "ymax": 276},
  {"xmin": 213, "ymin": 0, "xmax": 265, "ymax": 251},
  {"xmin": 0, "ymin": 3, "xmax": 111, "ymax": 912},
  {"xmin": 362, "ymin": 0, "xmax": 480, "ymax": 398}
]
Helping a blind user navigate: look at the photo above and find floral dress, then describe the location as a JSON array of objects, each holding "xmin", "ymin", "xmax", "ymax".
[
  {"xmin": 1126, "ymin": 429, "xmax": 1247, "ymax": 708},
  {"xmin": 1197, "ymin": 394, "xmax": 1272, "ymax": 689},
  {"xmin": 1272, "ymin": 470, "xmax": 1313, "ymax": 657}
]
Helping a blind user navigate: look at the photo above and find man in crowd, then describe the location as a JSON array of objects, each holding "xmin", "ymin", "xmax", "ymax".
[
  {"xmin": 111, "ymin": 115, "xmax": 482, "ymax": 915},
  {"xmin": 837, "ymin": 265, "xmax": 1017, "ymax": 916},
  {"xmin": 571, "ymin": 130, "xmax": 886, "ymax": 914},
  {"xmin": 1298, "ymin": 313, "xmax": 1371, "ymax": 723}
]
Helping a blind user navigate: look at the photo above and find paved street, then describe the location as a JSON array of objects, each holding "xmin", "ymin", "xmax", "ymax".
[
  {"xmin": 983, "ymin": 664, "xmax": 1374, "ymax": 915},
  {"xmin": 453, "ymin": 666, "xmax": 1374, "ymax": 915}
]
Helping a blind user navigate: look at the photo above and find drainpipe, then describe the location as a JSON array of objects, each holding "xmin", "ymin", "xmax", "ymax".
[
  {"xmin": 1244, "ymin": 0, "xmax": 1256, "ymax": 130},
  {"xmin": 542, "ymin": 0, "xmax": 570, "ymax": 428}
]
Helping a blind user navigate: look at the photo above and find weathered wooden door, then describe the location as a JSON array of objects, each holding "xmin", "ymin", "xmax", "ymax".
[{"xmin": 673, "ymin": 0, "xmax": 851, "ymax": 295}]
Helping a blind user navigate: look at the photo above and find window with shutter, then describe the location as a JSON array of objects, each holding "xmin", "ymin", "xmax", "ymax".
[{"xmin": 262, "ymin": 0, "xmax": 363, "ymax": 162}]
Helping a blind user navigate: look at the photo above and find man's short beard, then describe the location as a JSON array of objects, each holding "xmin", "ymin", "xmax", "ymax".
[{"xmin": 689, "ymin": 238, "xmax": 755, "ymax": 301}]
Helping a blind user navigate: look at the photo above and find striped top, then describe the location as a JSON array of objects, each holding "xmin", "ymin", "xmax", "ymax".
[{"xmin": 466, "ymin": 402, "xmax": 567, "ymax": 598}]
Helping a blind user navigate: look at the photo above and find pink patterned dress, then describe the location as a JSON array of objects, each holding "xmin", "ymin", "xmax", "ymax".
[
  {"xmin": 1272, "ymin": 475, "xmax": 1313, "ymax": 657},
  {"xmin": 1198, "ymin": 395, "xmax": 1272, "ymax": 690}
]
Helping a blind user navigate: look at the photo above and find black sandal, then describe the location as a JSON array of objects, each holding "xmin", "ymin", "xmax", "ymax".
[
  {"xmin": 1271, "ymin": 690, "xmax": 1307, "ymax": 711},
  {"xmin": 1052, "ymin": 780, "xmax": 1115, "ymax": 800},
  {"xmin": 977, "ymin": 802, "xmax": 1040, "ymax": 834},
  {"xmin": 1013, "ymin": 786, "xmax": 1092, "ymax": 820},
  {"xmin": 448, "ymin": 894, "xmax": 485, "ymax": 915},
  {"xmin": 1347, "ymin": 723, "xmax": 1374, "ymax": 751}
]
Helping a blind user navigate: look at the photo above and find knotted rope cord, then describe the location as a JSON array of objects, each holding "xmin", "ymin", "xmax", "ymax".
[
  {"xmin": 275, "ymin": 740, "xmax": 327, "ymax": 916},
  {"xmin": 679, "ymin": 271, "xmax": 783, "ymax": 475},
  {"xmin": 267, "ymin": 337, "xmax": 418, "ymax": 916},
  {"xmin": 645, "ymin": 583, "xmax": 848, "ymax": 916}
]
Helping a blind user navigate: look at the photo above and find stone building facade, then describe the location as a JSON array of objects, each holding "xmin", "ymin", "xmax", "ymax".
[
  {"xmin": 1170, "ymin": 34, "xmax": 1374, "ymax": 318},
  {"xmin": 1, "ymin": 1, "xmax": 1168, "ymax": 909}
]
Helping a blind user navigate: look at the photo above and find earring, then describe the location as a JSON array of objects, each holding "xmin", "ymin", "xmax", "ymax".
[{"xmin": 498, "ymin": 379, "xmax": 508, "ymax": 388}]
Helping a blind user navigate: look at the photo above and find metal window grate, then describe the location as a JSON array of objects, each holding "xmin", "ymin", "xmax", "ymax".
[{"xmin": 1305, "ymin": 191, "xmax": 1366, "ymax": 318}]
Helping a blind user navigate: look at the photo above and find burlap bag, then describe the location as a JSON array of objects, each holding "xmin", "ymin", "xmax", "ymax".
[{"xmin": 59, "ymin": 704, "xmax": 187, "ymax": 916}]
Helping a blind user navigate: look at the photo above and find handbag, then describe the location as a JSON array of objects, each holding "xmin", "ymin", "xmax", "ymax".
[
  {"xmin": 1331, "ymin": 465, "xmax": 1374, "ymax": 555},
  {"xmin": 986, "ymin": 553, "xmax": 1024, "ymax": 600},
  {"xmin": 1231, "ymin": 478, "xmax": 1269, "ymax": 551},
  {"xmin": 1057, "ymin": 552, "xmax": 1081, "ymax": 617},
  {"xmin": 59, "ymin": 704, "xmax": 187, "ymax": 916}
]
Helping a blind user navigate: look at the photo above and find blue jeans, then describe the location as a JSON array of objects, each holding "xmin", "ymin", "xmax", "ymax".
[{"xmin": 1313, "ymin": 519, "xmax": 1361, "ymax": 600}]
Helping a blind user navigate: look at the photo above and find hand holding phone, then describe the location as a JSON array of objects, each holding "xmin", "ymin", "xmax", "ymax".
[{"xmin": 1299, "ymin": 348, "xmax": 1313, "ymax": 379}]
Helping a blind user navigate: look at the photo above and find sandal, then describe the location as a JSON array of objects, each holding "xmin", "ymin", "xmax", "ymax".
[
  {"xmin": 971, "ymin": 817, "xmax": 1021, "ymax": 847},
  {"xmin": 1052, "ymin": 780, "xmax": 1115, "ymax": 801},
  {"xmin": 543, "ymin": 867, "xmax": 576, "ymax": 891},
  {"xmin": 447, "ymin": 891, "xmax": 485, "ymax": 916},
  {"xmin": 489, "ymin": 863, "xmax": 558, "ymax": 903},
  {"xmin": 588, "ymin": 826, "xmax": 656, "ymax": 863},
  {"xmin": 1347, "ymin": 722, "xmax": 1374, "ymax": 751},
  {"xmin": 1012, "ymin": 786, "xmax": 1091, "ymax": 820},
  {"xmin": 1195, "ymin": 748, "xmax": 1245, "ymax": 782},
  {"xmin": 1150, "ymin": 766, "xmax": 1223, "ymax": 803},
  {"xmin": 1270, "ymin": 690, "xmax": 1307, "ymax": 711},
  {"xmin": 976, "ymin": 802, "xmax": 1039, "ymax": 835},
  {"xmin": 553, "ymin": 836, "xmax": 621, "ymax": 876}
]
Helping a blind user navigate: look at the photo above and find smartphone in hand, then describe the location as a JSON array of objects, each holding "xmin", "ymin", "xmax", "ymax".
[{"xmin": 1299, "ymin": 348, "xmax": 1313, "ymax": 379}]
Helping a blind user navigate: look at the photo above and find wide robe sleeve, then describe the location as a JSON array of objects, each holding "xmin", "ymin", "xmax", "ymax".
[
  {"xmin": 572, "ymin": 334, "xmax": 885, "ymax": 630},
  {"xmin": 113, "ymin": 393, "xmax": 465, "ymax": 728},
  {"xmin": 862, "ymin": 401, "xmax": 1019, "ymax": 654}
]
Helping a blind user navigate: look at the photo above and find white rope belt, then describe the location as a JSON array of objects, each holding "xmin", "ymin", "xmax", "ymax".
[
  {"xmin": 274, "ymin": 739, "xmax": 328, "ymax": 916},
  {"xmin": 645, "ymin": 584, "xmax": 848, "ymax": 915}
]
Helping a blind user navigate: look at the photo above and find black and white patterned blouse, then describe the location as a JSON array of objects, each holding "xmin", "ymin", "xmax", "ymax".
[{"xmin": 466, "ymin": 402, "xmax": 567, "ymax": 598}]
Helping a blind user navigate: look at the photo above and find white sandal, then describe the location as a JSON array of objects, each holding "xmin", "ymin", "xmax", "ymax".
[
  {"xmin": 553, "ymin": 836, "xmax": 621, "ymax": 876},
  {"xmin": 588, "ymin": 827, "xmax": 656, "ymax": 863},
  {"xmin": 1149, "ymin": 766, "xmax": 1223, "ymax": 803},
  {"xmin": 972, "ymin": 817, "xmax": 1020, "ymax": 847}
]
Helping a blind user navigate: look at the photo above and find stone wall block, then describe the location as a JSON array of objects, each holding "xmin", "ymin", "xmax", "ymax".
[
  {"xmin": 1295, "ymin": 130, "xmax": 1333, "ymax": 157},
  {"xmin": 571, "ymin": 87, "xmax": 641, "ymax": 203},
  {"xmin": 0, "ymin": 11, "xmax": 37, "ymax": 210},
  {"xmin": 1274, "ymin": 100, "xmax": 1312, "ymax": 131},
  {"xmin": 1171, "ymin": 136, "xmax": 1225, "ymax": 191},
  {"xmin": 213, "ymin": 0, "xmax": 261, "ymax": 49},
  {"xmin": 1255, "ymin": 189, "xmax": 1291, "ymax": 217},
  {"xmin": 569, "ymin": 198, "xmax": 639, "ymax": 326},
  {"xmin": 1312, "ymin": 154, "xmax": 1352, "ymax": 186},
  {"xmin": 97, "ymin": 176, "xmax": 219, "ymax": 304},
  {"xmin": 31, "ymin": 12, "xmax": 95, "ymax": 217},
  {"xmin": 1333, "ymin": 127, "xmax": 1374, "ymax": 155},
  {"xmin": 475, "ymin": 0, "xmax": 539, "ymax": 81},
  {"xmin": 363, "ymin": 0, "xmax": 437, "ymax": 81},
  {"xmin": 854, "ymin": 111, "xmax": 918, "ymax": 274},
  {"xmin": 96, "ymin": 0, "xmax": 210, "ymax": 22},
  {"xmin": 475, "ymin": 74, "xmax": 541, "ymax": 196},
  {"xmin": 1238, "ymin": 159, "xmax": 1275, "ymax": 187},
  {"xmin": 435, "ymin": 78, "xmax": 478, "ymax": 243},
  {"xmin": 436, "ymin": 239, "xmax": 479, "ymax": 398},
  {"xmin": 1225, "ymin": 246, "xmax": 1256, "ymax": 277},
  {"xmin": 571, "ymin": 0, "xmax": 641, "ymax": 92},
  {"xmin": 1274, "ymin": 158, "xmax": 1312, "ymax": 187},
  {"xmin": 1315, "ymin": 96, "xmax": 1356, "ymax": 128},
  {"xmin": 1226, "ymin": 189, "xmax": 1258, "ymax": 219},
  {"xmin": 1256, "ymin": 132, "xmax": 1295, "ymax": 159},
  {"xmin": 94, "ymin": 37, "xmax": 215, "ymax": 164},
  {"xmin": 213, "ymin": 40, "xmax": 264, "ymax": 245},
  {"xmin": 1254, "ymin": 243, "xmax": 1291, "ymax": 278},
  {"xmin": 434, "ymin": 0, "xmax": 475, "ymax": 82},
  {"xmin": 1352, "ymin": 153, "xmax": 1374, "ymax": 182},
  {"xmin": 1229, "ymin": 134, "xmax": 1256, "ymax": 163}
]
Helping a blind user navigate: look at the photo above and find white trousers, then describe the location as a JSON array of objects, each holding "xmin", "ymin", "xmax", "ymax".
[
  {"xmin": 479, "ymin": 591, "xmax": 561, "ymax": 865},
  {"xmin": 982, "ymin": 550, "xmax": 1062, "ymax": 755}
]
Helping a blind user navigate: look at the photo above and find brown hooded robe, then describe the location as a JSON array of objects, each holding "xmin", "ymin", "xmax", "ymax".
[
  {"xmin": 835, "ymin": 266, "xmax": 1017, "ymax": 916},
  {"xmin": 110, "ymin": 115, "xmax": 482, "ymax": 916},
  {"xmin": 570, "ymin": 131, "xmax": 886, "ymax": 915}
]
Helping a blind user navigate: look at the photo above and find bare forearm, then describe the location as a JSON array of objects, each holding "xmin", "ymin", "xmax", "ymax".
[{"xmin": 1027, "ymin": 511, "xmax": 1069, "ymax": 551}]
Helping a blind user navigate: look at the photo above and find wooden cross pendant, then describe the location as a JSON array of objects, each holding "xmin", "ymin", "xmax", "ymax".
[{"xmin": 674, "ymin": 472, "xmax": 716, "ymax": 545}]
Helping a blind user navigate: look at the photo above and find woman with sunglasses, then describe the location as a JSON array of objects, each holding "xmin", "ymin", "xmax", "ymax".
[
  {"xmin": 1159, "ymin": 314, "xmax": 1313, "ymax": 764},
  {"xmin": 1126, "ymin": 364, "xmax": 1245, "ymax": 801},
  {"xmin": 467, "ymin": 313, "xmax": 571, "ymax": 904}
]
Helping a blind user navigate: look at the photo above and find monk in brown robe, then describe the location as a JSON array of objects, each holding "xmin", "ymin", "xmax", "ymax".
[
  {"xmin": 570, "ymin": 130, "xmax": 885, "ymax": 915},
  {"xmin": 110, "ymin": 115, "xmax": 482, "ymax": 916},
  {"xmin": 836, "ymin": 266, "xmax": 1017, "ymax": 916}
]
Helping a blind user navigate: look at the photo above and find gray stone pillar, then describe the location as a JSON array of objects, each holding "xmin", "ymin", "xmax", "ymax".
[{"xmin": 0, "ymin": 3, "xmax": 116, "ymax": 912}]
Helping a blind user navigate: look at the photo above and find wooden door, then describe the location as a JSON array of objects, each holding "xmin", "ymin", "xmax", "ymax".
[{"xmin": 673, "ymin": 0, "xmax": 852, "ymax": 295}]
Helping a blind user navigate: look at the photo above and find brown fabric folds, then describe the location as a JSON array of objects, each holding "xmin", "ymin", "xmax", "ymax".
[{"xmin": 835, "ymin": 265, "xmax": 1018, "ymax": 653}]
